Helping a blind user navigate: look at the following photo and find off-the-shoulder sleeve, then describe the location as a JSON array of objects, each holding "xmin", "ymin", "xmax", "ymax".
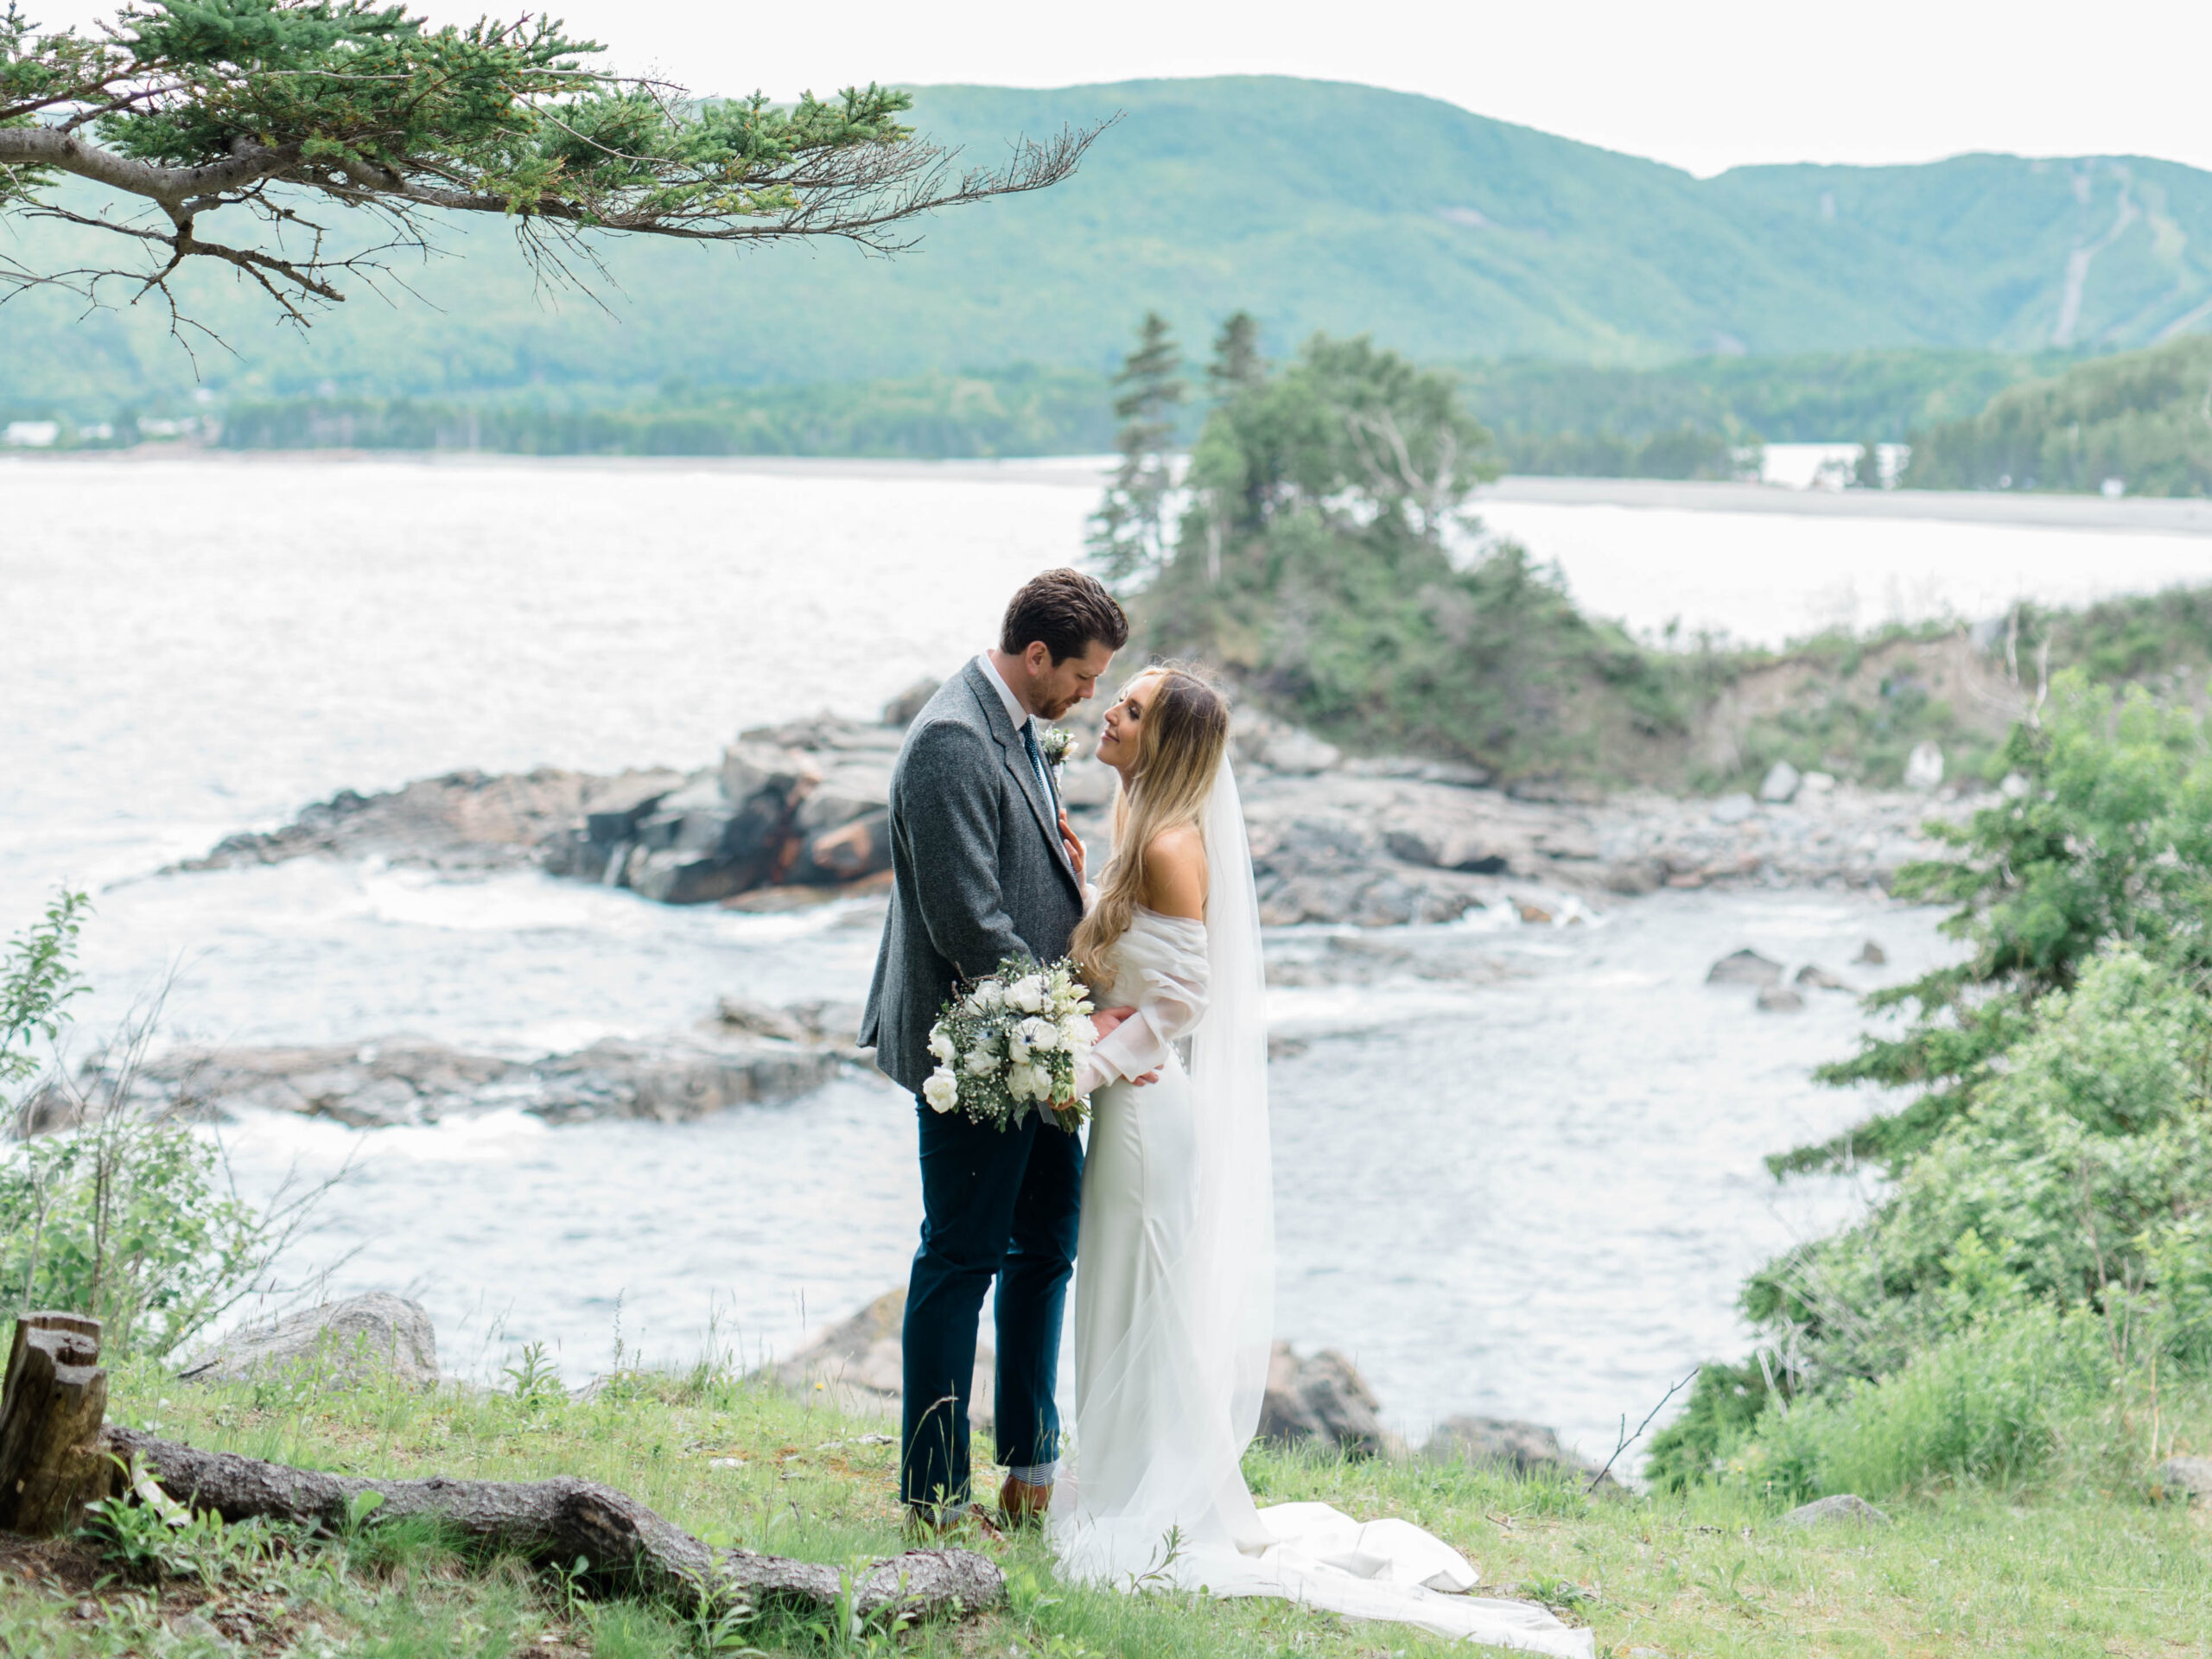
[{"xmin": 1076, "ymin": 925, "xmax": 1210, "ymax": 1096}]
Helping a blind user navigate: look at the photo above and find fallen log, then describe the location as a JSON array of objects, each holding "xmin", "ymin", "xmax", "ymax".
[
  {"xmin": 0, "ymin": 1313, "xmax": 998, "ymax": 1626},
  {"xmin": 105, "ymin": 1426, "xmax": 1001, "ymax": 1621}
]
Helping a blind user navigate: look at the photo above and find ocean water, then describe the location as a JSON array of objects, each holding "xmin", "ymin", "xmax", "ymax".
[{"xmin": 5, "ymin": 451, "xmax": 2188, "ymax": 1458}]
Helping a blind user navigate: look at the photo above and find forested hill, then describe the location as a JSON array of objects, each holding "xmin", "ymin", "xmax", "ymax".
[{"xmin": 8, "ymin": 75, "xmax": 2212, "ymax": 416}]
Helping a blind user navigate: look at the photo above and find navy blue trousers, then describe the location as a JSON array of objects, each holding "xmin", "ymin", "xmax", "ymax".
[{"xmin": 900, "ymin": 1098, "xmax": 1082, "ymax": 1512}]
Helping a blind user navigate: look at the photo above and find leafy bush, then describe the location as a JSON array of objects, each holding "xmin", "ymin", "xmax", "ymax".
[
  {"xmin": 1660, "ymin": 673, "xmax": 2212, "ymax": 1496},
  {"xmin": 1714, "ymin": 1306, "xmax": 2111, "ymax": 1503},
  {"xmin": 1, "ymin": 896, "xmax": 311, "ymax": 1356}
]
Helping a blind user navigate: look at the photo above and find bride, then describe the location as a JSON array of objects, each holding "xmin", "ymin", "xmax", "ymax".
[{"xmin": 1046, "ymin": 664, "xmax": 1595, "ymax": 1657}]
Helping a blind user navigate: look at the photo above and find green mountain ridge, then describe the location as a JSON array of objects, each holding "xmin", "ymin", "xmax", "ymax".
[{"xmin": 5, "ymin": 75, "xmax": 2210, "ymax": 416}]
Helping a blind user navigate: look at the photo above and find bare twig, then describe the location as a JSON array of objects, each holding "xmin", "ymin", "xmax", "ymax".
[{"xmin": 1586, "ymin": 1369, "xmax": 1696, "ymax": 1494}]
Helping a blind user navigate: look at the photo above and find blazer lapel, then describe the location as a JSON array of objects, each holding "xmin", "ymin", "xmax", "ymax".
[{"xmin": 962, "ymin": 663, "xmax": 1077, "ymax": 887}]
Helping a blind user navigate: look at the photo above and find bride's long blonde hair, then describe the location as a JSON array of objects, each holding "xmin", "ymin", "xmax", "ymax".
[{"xmin": 1071, "ymin": 664, "xmax": 1231, "ymax": 988}]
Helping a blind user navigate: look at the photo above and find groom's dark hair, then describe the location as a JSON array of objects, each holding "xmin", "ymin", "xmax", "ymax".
[{"xmin": 1000, "ymin": 569, "xmax": 1129, "ymax": 663}]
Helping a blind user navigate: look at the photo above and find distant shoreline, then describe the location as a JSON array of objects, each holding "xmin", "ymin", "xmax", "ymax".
[
  {"xmin": 12, "ymin": 445, "xmax": 2212, "ymax": 534},
  {"xmin": 1477, "ymin": 475, "xmax": 2212, "ymax": 536}
]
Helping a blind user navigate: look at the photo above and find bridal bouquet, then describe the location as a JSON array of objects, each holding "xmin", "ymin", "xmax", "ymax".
[{"xmin": 924, "ymin": 956, "xmax": 1096, "ymax": 1131}]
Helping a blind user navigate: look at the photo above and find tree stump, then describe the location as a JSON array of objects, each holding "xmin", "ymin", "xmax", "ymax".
[{"xmin": 0, "ymin": 1312, "xmax": 113, "ymax": 1535}]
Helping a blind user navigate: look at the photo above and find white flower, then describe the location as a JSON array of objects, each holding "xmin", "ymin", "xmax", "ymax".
[
  {"xmin": 976, "ymin": 980, "xmax": 1007, "ymax": 1011},
  {"xmin": 1007, "ymin": 1030, "xmax": 1031, "ymax": 1064},
  {"xmin": 1058, "ymin": 1015, "xmax": 1091, "ymax": 1052},
  {"xmin": 922, "ymin": 1070, "xmax": 959, "ymax": 1113},
  {"xmin": 1015, "ymin": 1015, "xmax": 1058, "ymax": 1052},
  {"xmin": 1018, "ymin": 1063, "xmax": 1053, "ymax": 1101},
  {"xmin": 1006, "ymin": 976, "xmax": 1046, "ymax": 1014},
  {"xmin": 963, "ymin": 1046, "xmax": 997, "ymax": 1077},
  {"xmin": 928, "ymin": 1029, "xmax": 957, "ymax": 1065},
  {"xmin": 1005, "ymin": 1064, "xmax": 1035, "ymax": 1103}
]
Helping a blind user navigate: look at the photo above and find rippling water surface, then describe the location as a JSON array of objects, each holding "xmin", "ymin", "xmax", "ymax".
[{"xmin": 2, "ymin": 450, "xmax": 2119, "ymax": 1458}]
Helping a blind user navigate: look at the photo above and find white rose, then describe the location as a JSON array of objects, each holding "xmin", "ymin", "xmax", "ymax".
[
  {"xmin": 1006, "ymin": 1031, "xmax": 1030, "ymax": 1064},
  {"xmin": 976, "ymin": 980, "xmax": 1007, "ymax": 1011},
  {"xmin": 1006, "ymin": 1064, "xmax": 1035, "ymax": 1103},
  {"xmin": 928, "ymin": 1030, "xmax": 957, "ymax": 1065},
  {"xmin": 963, "ymin": 1046, "xmax": 997, "ymax": 1077},
  {"xmin": 1007, "ymin": 976, "xmax": 1046, "ymax": 1014},
  {"xmin": 922, "ymin": 1070, "xmax": 960, "ymax": 1113},
  {"xmin": 1058, "ymin": 1016, "xmax": 1090, "ymax": 1052},
  {"xmin": 1020, "ymin": 1063, "xmax": 1053, "ymax": 1101},
  {"xmin": 1019, "ymin": 1016, "xmax": 1059, "ymax": 1052}
]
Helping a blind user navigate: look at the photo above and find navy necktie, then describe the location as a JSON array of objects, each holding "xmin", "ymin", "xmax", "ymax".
[{"xmin": 1020, "ymin": 720, "xmax": 1054, "ymax": 804}]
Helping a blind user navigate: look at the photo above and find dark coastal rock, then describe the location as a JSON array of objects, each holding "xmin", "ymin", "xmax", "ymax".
[
  {"xmin": 1422, "ymin": 1416, "xmax": 1618, "ymax": 1491},
  {"xmin": 76, "ymin": 1031, "xmax": 847, "ymax": 1130},
  {"xmin": 1383, "ymin": 826, "xmax": 1510, "ymax": 874},
  {"xmin": 1780, "ymin": 1493, "xmax": 1891, "ymax": 1529},
  {"xmin": 1857, "ymin": 939, "xmax": 1888, "ymax": 965},
  {"xmin": 1707, "ymin": 949, "xmax": 1784, "ymax": 987},
  {"xmin": 758, "ymin": 1288, "xmax": 995, "ymax": 1432},
  {"xmin": 178, "ymin": 676, "xmax": 1975, "ymax": 925},
  {"xmin": 1795, "ymin": 964, "xmax": 1851, "ymax": 991},
  {"xmin": 180, "ymin": 1293, "xmax": 438, "ymax": 1389},
  {"xmin": 186, "ymin": 768, "xmax": 681, "ymax": 877},
  {"xmin": 1756, "ymin": 983, "xmax": 1806, "ymax": 1012},
  {"xmin": 1260, "ymin": 1343, "xmax": 1398, "ymax": 1459}
]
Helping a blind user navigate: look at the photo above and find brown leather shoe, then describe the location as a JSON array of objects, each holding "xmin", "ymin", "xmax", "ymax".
[
  {"xmin": 906, "ymin": 1501, "xmax": 1005, "ymax": 1543},
  {"xmin": 998, "ymin": 1474, "xmax": 1053, "ymax": 1529}
]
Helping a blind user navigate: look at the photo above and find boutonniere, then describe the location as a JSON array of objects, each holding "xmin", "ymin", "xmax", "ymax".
[{"xmin": 1038, "ymin": 727, "xmax": 1075, "ymax": 772}]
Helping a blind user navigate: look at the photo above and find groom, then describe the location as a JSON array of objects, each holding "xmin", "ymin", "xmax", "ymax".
[{"xmin": 861, "ymin": 568, "xmax": 1135, "ymax": 1528}]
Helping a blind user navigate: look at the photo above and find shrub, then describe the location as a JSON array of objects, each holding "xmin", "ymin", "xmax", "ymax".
[
  {"xmin": 1, "ymin": 895, "xmax": 315, "ymax": 1356},
  {"xmin": 1717, "ymin": 1305, "xmax": 2111, "ymax": 1503}
]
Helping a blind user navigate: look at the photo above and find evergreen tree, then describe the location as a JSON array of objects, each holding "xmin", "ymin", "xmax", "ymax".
[
  {"xmin": 0, "ymin": 0, "xmax": 1095, "ymax": 334},
  {"xmin": 1088, "ymin": 312, "xmax": 1187, "ymax": 582},
  {"xmin": 1206, "ymin": 311, "xmax": 1265, "ymax": 401}
]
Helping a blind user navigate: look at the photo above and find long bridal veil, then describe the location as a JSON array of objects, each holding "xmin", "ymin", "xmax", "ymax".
[{"xmin": 1053, "ymin": 760, "xmax": 1596, "ymax": 1657}]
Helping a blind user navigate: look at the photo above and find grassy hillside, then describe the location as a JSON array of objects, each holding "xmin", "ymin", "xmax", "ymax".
[
  {"xmin": 5, "ymin": 78, "xmax": 2212, "ymax": 423},
  {"xmin": 10, "ymin": 1357, "xmax": 2208, "ymax": 1657},
  {"xmin": 1902, "ymin": 334, "xmax": 2212, "ymax": 494}
]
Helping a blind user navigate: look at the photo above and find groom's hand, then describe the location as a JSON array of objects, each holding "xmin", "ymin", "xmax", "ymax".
[{"xmin": 1091, "ymin": 1006, "xmax": 1160, "ymax": 1087}]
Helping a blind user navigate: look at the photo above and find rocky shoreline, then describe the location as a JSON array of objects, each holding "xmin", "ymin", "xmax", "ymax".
[
  {"xmin": 24, "ymin": 1011, "xmax": 865, "ymax": 1135},
  {"xmin": 178, "ymin": 679, "xmax": 1977, "ymax": 928}
]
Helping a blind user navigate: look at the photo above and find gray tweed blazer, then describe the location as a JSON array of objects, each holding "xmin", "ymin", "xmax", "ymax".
[{"xmin": 861, "ymin": 660, "xmax": 1085, "ymax": 1096}]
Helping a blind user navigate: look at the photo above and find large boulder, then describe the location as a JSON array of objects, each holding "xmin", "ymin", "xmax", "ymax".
[
  {"xmin": 181, "ymin": 1293, "xmax": 438, "ymax": 1389},
  {"xmin": 1707, "ymin": 949, "xmax": 1784, "ymax": 987},
  {"xmin": 1758, "ymin": 761, "xmax": 1802, "ymax": 804},
  {"xmin": 1422, "ymin": 1416, "xmax": 1618, "ymax": 1491},
  {"xmin": 1780, "ymin": 1493, "xmax": 1891, "ymax": 1529},
  {"xmin": 2156, "ymin": 1456, "xmax": 2212, "ymax": 1503},
  {"xmin": 1259, "ymin": 1343, "xmax": 1397, "ymax": 1459},
  {"xmin": 761, "ymin": 1288, "xmax": 995, "ymax": 1432}
]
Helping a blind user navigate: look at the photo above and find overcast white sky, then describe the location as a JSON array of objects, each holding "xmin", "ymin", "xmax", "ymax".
[{"xmin": 44, "ymin": 0, "xmax": 2212, "ymax": 176}]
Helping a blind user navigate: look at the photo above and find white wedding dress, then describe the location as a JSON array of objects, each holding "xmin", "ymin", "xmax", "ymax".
[{"xmin": 1049, "ymin": 765, "xmax": 1594, "ymax": 1657}]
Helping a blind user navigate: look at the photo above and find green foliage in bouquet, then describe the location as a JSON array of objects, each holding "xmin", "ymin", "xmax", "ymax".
[{"xmin": 924, "ymin": 956, "xmax": 1096, "ymax": 1132}]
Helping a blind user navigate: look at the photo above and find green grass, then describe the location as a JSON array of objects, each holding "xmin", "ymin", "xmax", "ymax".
[{"xmin": 3, "ymin": 1353, "xmax": 2210, "ymax": 1656}]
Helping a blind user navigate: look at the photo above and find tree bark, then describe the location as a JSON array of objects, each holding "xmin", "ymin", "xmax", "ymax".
[
  {"xmin": 0, "ymin": 1312, "xmax": 114, "ymax": 1535},
  {"xmin": 105, "ymin": 1426, "xmax": 1001, "ymax": 1623}
]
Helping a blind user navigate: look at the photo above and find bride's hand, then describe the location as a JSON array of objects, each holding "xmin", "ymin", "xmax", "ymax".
[{"xmin": 1058, "ymin": 810, "xmax": 1086, "ymax": 885}]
